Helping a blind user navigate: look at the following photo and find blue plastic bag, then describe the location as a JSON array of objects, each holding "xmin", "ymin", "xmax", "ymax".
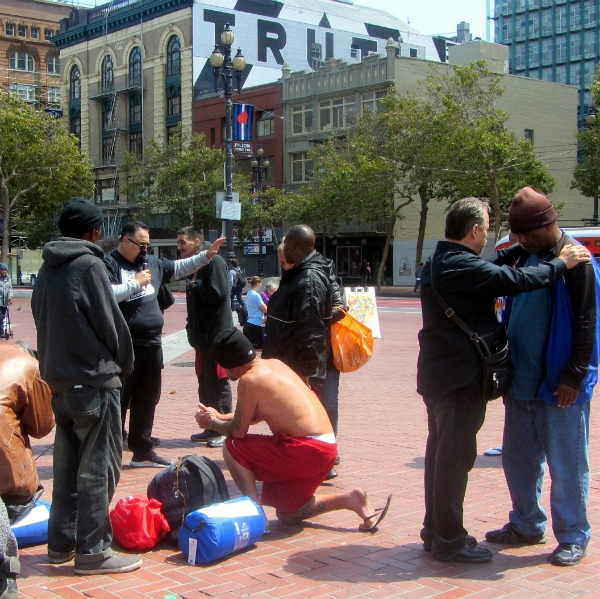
[{"xmin": 178, "ymin": 496, "xmax": 265, "ymax": 564}]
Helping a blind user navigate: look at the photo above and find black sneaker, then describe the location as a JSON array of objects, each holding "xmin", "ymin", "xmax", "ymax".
[
  {"xmin": 130, "ymin": 452, "xmax": 173, "ymax": 468},
  {"xmin": 74, "ymin": 553, "xmax": 142, "ymax": 575},
  {"xmin": 434, "ymin": 540, "xmax": 492, "ymax": 563},
  {"xmin": 0, "ymin": 557, "xmax": 19, "ymax": 599},
  {"xmin": 190, "ymin": 430, "xmax": 220, "ymax": 442},
  {"xmin": 549, "ymin": 543, "xmax": 587, "ymax": 566},
  {"xmin": 486, "ymin": 523, "xmax": 546, "ymax": 545},
  {"xmin": 325, "ymin": 468, "xmax": 338, "ymax": 480}
]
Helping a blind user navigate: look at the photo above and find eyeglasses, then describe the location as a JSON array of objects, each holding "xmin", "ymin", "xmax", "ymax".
[{"xmin": 126, "ymin": 238, "xmax": 152, "ymax": 251}]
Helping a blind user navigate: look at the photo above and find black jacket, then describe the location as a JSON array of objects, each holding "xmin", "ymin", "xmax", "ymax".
[
  {"xmin": 32, "ymin": 238, "xmax": 133, "ymax": 392},
  {"xmin": 417, "ymin": 240, "xmax": 568, "ymax": 398},
  {"xmin": 185, "ymin": 255, "xmax": 233, "ymax": 352},
  {"xmin": 262, "ymin": 251, "xmax": 332, "ymax": 392}
]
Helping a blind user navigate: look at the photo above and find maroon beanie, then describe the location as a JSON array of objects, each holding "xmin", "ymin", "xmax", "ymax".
[{"xmin": 508, "ymin": 187, "xmax": 558, "ymax": 234}]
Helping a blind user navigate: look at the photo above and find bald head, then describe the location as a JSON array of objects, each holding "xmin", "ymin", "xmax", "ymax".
[{"xmin": 284, "ymin": 225, "xmax": 315, "ymax": 265}]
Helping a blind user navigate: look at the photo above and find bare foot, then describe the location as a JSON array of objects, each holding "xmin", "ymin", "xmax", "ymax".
[{"xmin": 350, "ymin": 489, "xmax": 378, "ymax": 531}]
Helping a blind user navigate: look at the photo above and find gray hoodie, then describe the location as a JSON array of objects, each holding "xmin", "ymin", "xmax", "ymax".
[{"xmin": 32, "ymin": 238, "xmax": 133, "ymax": 392}]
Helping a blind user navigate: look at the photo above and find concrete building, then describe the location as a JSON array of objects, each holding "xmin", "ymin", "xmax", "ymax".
[
  {"xmin": 1, "ymin": 0, "xmax": 70, "ymax": 111},
  {"xmin": 494, "ymin": 0, "xmax": 600, "ymax": 127},
  {"xmin": 282, "ymin": 40, "xmax": 582, "ymax": 285}
]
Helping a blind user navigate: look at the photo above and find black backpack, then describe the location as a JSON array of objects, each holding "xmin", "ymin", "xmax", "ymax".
[
  {"xmin": 235, "ymin": 268, "xmax": 247, "ymax": 290},
  {"xmin": 147, "ymin": 455, "xmax": 230, "ymax": 536}
]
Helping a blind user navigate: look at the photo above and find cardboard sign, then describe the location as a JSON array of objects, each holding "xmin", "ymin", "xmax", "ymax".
[{"xmin": 343, "ymin": 287, "xmax": 381, "ymax": 339}]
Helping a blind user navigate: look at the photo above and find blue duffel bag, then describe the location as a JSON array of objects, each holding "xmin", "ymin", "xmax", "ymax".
[{"xmin": 179, "ymin": 496, "xmax": 266, "ymax": 564}]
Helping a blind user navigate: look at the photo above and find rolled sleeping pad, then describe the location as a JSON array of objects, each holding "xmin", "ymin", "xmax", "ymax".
[{"xmin": 10, "ymin": 499, "xmax": 51, "ymax": 547}]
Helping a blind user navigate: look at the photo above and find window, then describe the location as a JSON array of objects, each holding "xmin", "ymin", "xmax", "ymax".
[
  {"xmin": 9, "ymin": 52, "xmax": 34, "ymax": 72},
  {"xmin": 541, "ymin": 66, "xmax": 553, "ymax": 81},
  {"xmin": 47, "ymin": 56, "xmax": 60, "ymax": 74},
  {"xmin": 44, "ymin": 28, "xmax": 53, "ymax": 39},
  {"xmin": 102, "ymin": 100, "xmax": 113, "ymax": 130},
  {"xmin": 70, "ymin": 65, "xmax": 81, "ymax": 100},
  {"xmin": 167, "ymin": 35, "xmax": 180, "ymax": 76},
  {"xmin": 542, "ymin": 0, "xmax": 552, "ymax": 7},
  {"xmin": 101, "ymin": 54, "xmax": 114, "ymax": 90},
  {"xmin": 584, "ymin": 61, "xmax": 596, "ymax": 87},
  {"xmin": 18, "ymin": 25, "xmax": 27, "ymax": 37},
  {"xmin": 292, "ymin": 103, "xmax": 313, "ymax": 134},
  {"xmin": 501, "ymin": 0, "xmax": 511, "ymax": 14},
  {"xmin": 515, "ymin": 44, "xmax": 526, "ymax": 68},
  {"xmin": 336, "ymin": 246, "xmax": 362, "ymax": 278},
  {"xmin": 555, "ymin": 64, "xmax": 567, "ymax": 83},
  {"xmin": 362, "ymin": 90, "xmax": 386, "ymax": 112},
  {"xmin": 528, "ymin": 42, "xmax": 539, "ymax": 67},
  {"xmin": 524, "ymin": 129, "xmax": 534, "ymax": 143},
  {"xmin": 31, "ymin": 27, "xmax": 39, "ymax": 39},
  {"xmin": 571, "ymin": 3, "xmax": 581, "ymax": 30},
  {"xmin": 319, "ymin": 96, "xmax": 357, "ymax": 130},
  {"xmin": 129, "ymin": 93, "xmax": 141, "ymax": 123},
  {"xmin": 291, "ymin": 153, "xmax": 313, "ymax": 182},
  {"xmin": 528, "ymin": 0, "xmax": 539, "ymax": 8},
  {"xmin": 129, "ymin": 46, "xmax": 142, "ymax": 86},
  {"xmin": 541, "ymin": 9, "xmax": 552, "ymax": 36},
  {"xmin": 556, "ymin": 6, "xmax": 567, "ymax": 33},
  {"xmin": 409, "ymin": 48, "xmax": 418, "ymax": 58},
  {"xmin": 556, "ymin": 36, "xmax": 567, "ymax": 62},
  {"xmin": 5, "ymin": 23, "xmax": 14, "ymax": 35},
  {"xmin": 129, "ymin": 131, "xmax": 143, "ymax": 159},
  {"xmin": 516, "ymin": 15, "xmax": 526, "ymax": 40},
  {"xmin": 48, "ymin": 87, "xmax": 60, "ymax": 103},
  {"xmin": 71, "ymin": 116, "xmax": 81, "ymax": 138},
  {"xmin": 584, "ymin": 31, "xmax": 596, "ymax": 58},
  {"xmin": 584, "ymin": 1, "xmax": 596, "ymax": 27},
  {"xmin": 10, "ymin": 83, "xmax": 37, "ymax": 102},
  {"xmin": 502, "ymin": 20, "xmax": 512, "ymax": 42},
  {"xmin": 528, "ymin": 14, "xmax": 539, "ymax": 37},
  {"xmin": 167, "ymin": 94, "xmax": 181, "ymax": 116},
  {"xmin": 516, "ymin": 0, "xmax": 525, "ymax": 10},
  {"xmin": 571, "ymin": 63, "xmax": 581, "ymax": 86},
  {"xmin": 102, "ymin": 137, "xmax": 114, "ymax": 164},
  {"xmin": 257, "ymin": 111, "xmax": 275, "ymax": 137},
  {"xmin": 571, "ymin": 33, "xmax": 582, "ymax": 60},
  {"xmin": 167, "ymin": 125, "xmax": 180, "ymax": 143},
  {"xmin": 541, "ymin": 38, "xmax": 553, "ymax": 65}
]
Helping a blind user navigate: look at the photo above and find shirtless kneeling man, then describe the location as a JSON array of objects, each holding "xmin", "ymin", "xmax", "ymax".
[{"xmin": 195, "ymin": 327, "xmax": 392, "ymax": 532}]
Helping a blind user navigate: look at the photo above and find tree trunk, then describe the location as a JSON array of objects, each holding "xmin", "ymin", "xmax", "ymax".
[
  {"xmin": 271, "ymin": 221, "xmax": 281, "ymax": 278},
  {"xmin": 376, "ymin": 215, "xmax": 396, "ymax": 292},
  {"xmin": 488, "ymin": 171, "xmax": 501, "ymax": 242},
  {"xmin": 1, "ymin": 184, "xmax": 10, "ymax": 263},
  {"xmin": 415, "ymin": 184, "xmax": 429, "ymax": 266}
]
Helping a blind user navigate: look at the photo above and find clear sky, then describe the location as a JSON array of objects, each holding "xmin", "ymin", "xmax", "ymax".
[{"xmin": 358, "ymin": 0, "xmax": 490, "ymax": 41}]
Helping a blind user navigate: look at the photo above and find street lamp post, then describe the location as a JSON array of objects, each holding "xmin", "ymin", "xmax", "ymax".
[
  {"xmin": 251, "ymin": 148, "xmax": 269, "ymax": 276},
  {"xmin": 210, "ymin": 24, "xmax": 246, "ymax": 263}
]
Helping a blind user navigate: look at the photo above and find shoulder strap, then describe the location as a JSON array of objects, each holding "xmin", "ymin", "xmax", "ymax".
[{"xmin": 429, "ymin": 252, "xmax": 491, "ymax": 357}]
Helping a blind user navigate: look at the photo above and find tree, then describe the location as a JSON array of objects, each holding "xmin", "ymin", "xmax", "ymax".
[
  {"xmin": 0, "ymin": 93, "xmax": 94, "ymax": 261},
  {"xmin": 122, "ymin": 125, "xmax": 267, "ymax": 241},
  {"xmin": 422, "ymin": 62, "xmax": 556, "ymax": 240}
]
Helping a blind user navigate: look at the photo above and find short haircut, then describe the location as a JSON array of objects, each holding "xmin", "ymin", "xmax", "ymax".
[
  {"xmin": 445, "ymin": 198, "xmax": 489, "ymax": 241},
  {"xmin": 230, "ymin": 258, "xmax": 238, "ymax": 267},
  {"xmin": 265, "ymin": 280, "xmax": 279, "ymax": 292},
  {"xmin": 177, "ymin": 226, "xmax": 202, "ymax": 240},
  {"xmin": 250, "ymin": 276, "xmax": 262, "ymax": 286},
  {"xmin": 120, "ymin": 220, "xmax": 149, "ymax": 239}
]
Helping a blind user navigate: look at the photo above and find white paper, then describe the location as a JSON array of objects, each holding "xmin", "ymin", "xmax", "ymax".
[
  {"xmin": 188, "ymin": 538, "xmax": 197, "ymax": 565},
  {"xmin": 199, "ymin": 499, "xmax": 259, "ymax": 519}
]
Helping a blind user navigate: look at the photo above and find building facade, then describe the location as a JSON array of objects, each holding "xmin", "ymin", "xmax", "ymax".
[
  {"xmin": 282, "ymin": 40, "xmax": 583, "ymax": 285},
  {"xmin": 1, "ymin": 0, "xmax": 70, "ymax": 111},
  {"xmin": 494, "ymin": 0, "xmax": 599, "ymax": 126}
]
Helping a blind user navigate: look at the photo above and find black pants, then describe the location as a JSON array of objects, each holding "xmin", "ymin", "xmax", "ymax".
[
  {"xmin": 421, "ymin": 381, "xmax": 486, "ymax": 560},
  {"xmin": 121, "ymin": 344, "xmax": 163, "ymax": 458},
  {"xmin": 197, "ymin": 348, "xmax": 232, "ymax": 414},
  {"xmin": 243, "ymin": 322, "xmax": 264, "ymax": 349}
]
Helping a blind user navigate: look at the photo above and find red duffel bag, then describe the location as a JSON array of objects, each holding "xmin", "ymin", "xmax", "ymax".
[{"xmin": 110, "ymin": 495, "xmax": 170, "ymax": 550}]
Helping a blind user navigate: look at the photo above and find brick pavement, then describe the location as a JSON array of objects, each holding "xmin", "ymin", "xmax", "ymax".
[{"xmin": 4, "ymin": 294, "xmax": 600, "ymax": 598}]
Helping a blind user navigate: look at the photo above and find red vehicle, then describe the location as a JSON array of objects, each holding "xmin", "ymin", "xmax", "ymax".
[{"xmin": 496, "ymin": 227, "xmax": 600, "ymax": 261}]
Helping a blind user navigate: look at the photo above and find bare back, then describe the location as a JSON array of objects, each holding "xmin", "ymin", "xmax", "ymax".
[{"xmin": 236, "ymin": 359, "xmax": 332, "ymax": 437}]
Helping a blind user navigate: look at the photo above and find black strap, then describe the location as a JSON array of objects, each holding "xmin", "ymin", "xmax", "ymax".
[{"xmin": 429, "ymin": 253, "xmax": 492, "ymax": 358}]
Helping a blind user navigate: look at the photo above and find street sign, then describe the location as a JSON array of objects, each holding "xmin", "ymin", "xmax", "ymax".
[
  {"xmin": 244, "ymin": 243, "xmax": 266, "ymax": 255},
  {"xmin": 216, "ymin": 191, "xmax": 241, "ymax": 220},
  {"xmin": 252, "ymin": 228, "xmax": 273, "ymax": 243},
  {"xmin": 233, "ymin": 140, "xmax": 252, "ymax": 155},
  {"xmin": 221, "ymin": 201, "xmax": 242, "ymax": 220}
]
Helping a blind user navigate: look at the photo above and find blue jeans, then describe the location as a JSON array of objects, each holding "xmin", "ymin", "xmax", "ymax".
[
  {"xmin": 230, "ymin": 286, "xmax": 246, "ymax": 310},
  {"xmin": 502, "ymin": 391, "xmax": 591, "ymax": 547},
  {"xmin": 49, "ymin": 387, "xmax": 122, "ymax": 560}
]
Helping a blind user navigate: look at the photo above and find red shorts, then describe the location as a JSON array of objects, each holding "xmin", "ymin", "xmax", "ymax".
[
  {"xmin": 225, "ymin": 433, "xmax": 337, "ymax": 516},
  {"xmin": 195, "ymin": 351, "xmax": 228, "ymax": 379}
]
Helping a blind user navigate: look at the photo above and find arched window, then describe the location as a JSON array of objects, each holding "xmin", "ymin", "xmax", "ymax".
[
  {"xmin": 167, "ymin": 35, "xmax": 180, "ymax": 76},
  {"xmin": 129, "ymin": 46, "xmax": 142, "ymax": 86},
  {"xmin": 101, "ymin": 54, "xmax": 114, "ymax": 90},
  {"xmin": 47, "ymin": 55, "xmax": 60, "ymax": 74},
  {"xmin": 9, "ymin": 52, "xmax": 35, "ymax": 72},
  {"xmin": 70, "ymin": 65, "xmax": 81, "ymax": 100}
]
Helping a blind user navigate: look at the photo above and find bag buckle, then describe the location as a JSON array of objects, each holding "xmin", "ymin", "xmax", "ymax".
[{"xmin": 444, "ymin": 308, "xmax": 454, "ymax": 318}]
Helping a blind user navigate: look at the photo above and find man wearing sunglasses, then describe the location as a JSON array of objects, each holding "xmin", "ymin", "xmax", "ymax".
[{"xmin": 104, "ymin": 221, "xmax": 225, "ymax": 468}]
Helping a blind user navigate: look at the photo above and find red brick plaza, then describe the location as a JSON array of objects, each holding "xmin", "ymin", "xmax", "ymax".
[{"xmin": 6, "ymin": 293, "xmax": 600, "ymax": 598}]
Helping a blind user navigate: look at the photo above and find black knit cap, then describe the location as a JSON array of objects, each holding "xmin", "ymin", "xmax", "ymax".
[
  {"xmin": 58, "ymin": 198, "xmax": 103, "ymax": 237},
  {"xmin": 213, "ymin": 327, "xmax": 257, "ymax": 369}
]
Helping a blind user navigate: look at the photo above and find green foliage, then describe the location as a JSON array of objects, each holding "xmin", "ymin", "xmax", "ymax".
[{"xmin": 0, "ymin": 92, "xmax": 94, "ymax": 259}]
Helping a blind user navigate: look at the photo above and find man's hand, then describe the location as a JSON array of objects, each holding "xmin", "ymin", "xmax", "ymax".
[
  {"xmin": 558, "ymin": 244, "xmax": 591, "ymax": 269},
  {"xmin": 195, "ymin": 402, "xmax": 220, "ymax": 429},
  {"xmin": 135, "ymin": 269, "xmax": 152, "ymax": 287},
  {"xmin": 206, "ymin": 237, "xmax": 226, "ymax": 259},
  {"xmin": 555, "ymin": 383, "xmax": 579, "ymax": 408}
]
